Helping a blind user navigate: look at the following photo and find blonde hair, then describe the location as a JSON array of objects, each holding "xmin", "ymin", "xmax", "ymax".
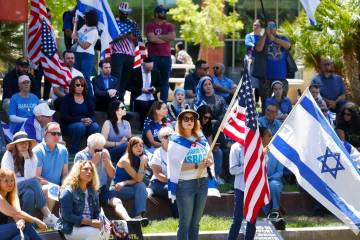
[
  {"xmin": 87, "ymin": 133, "xmax": 106, "ymax": 148},
  {"xmin": 61, "ymin": 160, "xmax": 100, "ymax": 191},
  {"xmin": 175, "ymin": 114, "xmax": 202, "ymax": 139},
  {"xmin": 0, "ymin": 169, "xmax": 21, "ymax": 210}
]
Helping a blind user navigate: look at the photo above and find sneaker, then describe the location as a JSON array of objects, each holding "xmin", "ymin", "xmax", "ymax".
[
  {"xmin": 132, "ymin": 215, "xmax": 149, "ymax": 227},
  {"xmin": 43, "ymin": 213, "xmax": 58, "ymax": 228}
]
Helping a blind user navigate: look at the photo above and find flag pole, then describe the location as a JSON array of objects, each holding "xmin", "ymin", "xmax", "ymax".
[
  {"xmin": 266, "ymin": 86, "xmax": 310, "ymax": 149},
  {"xmin": 197, "ymin": 70, "xmax": 245, "ymax": 178}
]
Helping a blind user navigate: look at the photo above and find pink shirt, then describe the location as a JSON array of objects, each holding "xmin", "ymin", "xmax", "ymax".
[{"xmin": 145, "ymin": 21, "xmax": 175, "ymax": 57}]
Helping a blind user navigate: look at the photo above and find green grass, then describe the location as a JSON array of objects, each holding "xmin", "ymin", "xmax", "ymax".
[
  {"xmin": 142, "ymin": 215, "xmax": 343, "ymax": 233},
  {"xmin": 283, "ymin": 183, "xmax": 299, "ymax": 192}
]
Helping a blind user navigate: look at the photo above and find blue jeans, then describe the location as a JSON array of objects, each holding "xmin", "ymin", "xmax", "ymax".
[
  {"xmin": 107, "ymin": 143, "xmax": 128, "ymax": 165},
  {"xmin": 17, "ymin": 178, "xmax": 47, "ymax": 215},
  {"xmin": 66, "ymin": 122, "xmax": 100, "ymax": 154},
  {"xmin": 0, "ymin": 223, "xmax": 42, "ymax": 240},
  {"xmin": 228, "ymin": 189, "xmax": 256, "ymax": 240},
  {"xmin": 74, "ymin": 52, "xmax": 95, "ymax": 97},
  {"xmin": 110, "ymin": 53, "xmax": 134, "ymax": 101},
  {"xmin": 263, "ymin": 179, "xmax": 283, "ymax": 214},
  {"xmin": 176, "ymin": 177, "xmax": 208, "ymax": 240},
  {"xmin": 213, "ymin": 147, "xmax": 223, "ymax": 176},
  {"xmin": 110, "ymin": 182, "xmax": 148, "ymax": 217},
  {"xmin": 150, "ymin": 179, "xmax": 178, "ymax": 218},
  {"xmin": 151, "ymin": 56, "xmax": 172, "ymax": 102}
]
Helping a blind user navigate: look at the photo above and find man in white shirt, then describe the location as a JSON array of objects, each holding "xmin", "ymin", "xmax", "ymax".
[{"xmin": 52, "ymin": 50, "xmax": 84, "ymax": 110}]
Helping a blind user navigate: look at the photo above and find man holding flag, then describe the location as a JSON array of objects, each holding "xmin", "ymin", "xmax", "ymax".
[{"xmin": 269, "ymin": 89, "xmax": 360, "ymax": 234}]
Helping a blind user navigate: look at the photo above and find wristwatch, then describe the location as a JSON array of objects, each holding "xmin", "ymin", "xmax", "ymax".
[{"xmin": 194, "ymin": 163, "xmax": 198, "ymax": 169}]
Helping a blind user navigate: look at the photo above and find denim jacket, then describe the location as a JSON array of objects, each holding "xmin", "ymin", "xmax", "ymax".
[{"xmin": 57, "ymin": 186, "xmax": 100, "ymax": 234}]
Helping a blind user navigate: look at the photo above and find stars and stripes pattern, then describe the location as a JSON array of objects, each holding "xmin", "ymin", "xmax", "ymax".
[
  {"xmin": 112, "ymin": 19, "xmax": 142, "ymax": 56},
  {"xmin": 27, "ymin": 0, "xmax": 50, "ymax": 65},
  {"xmin": 40, "ymin": 19, "xmax": 72, "ymax": 88},
  {"xmin": 223, "ymin": 71, "xmax": 270, "ymax": 223},
  {"xmin": 133, "ymin": 42, "xmax": 147, "ymax": 68}
]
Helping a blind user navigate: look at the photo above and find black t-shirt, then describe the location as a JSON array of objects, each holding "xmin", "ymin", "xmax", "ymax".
[
  {"xmin": 337, "ymin": 121, "xmax": 360, "ymax": 148},
  {"xmin": 184, "ymin": 73, "xmax": 200, "ymax": 94}
]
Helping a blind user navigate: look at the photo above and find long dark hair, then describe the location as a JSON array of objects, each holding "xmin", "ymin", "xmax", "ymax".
[
  {"xmin": 196, "ymin": 105, "xmax": 213, "ymax": 138},
  {"xmin": 85, "ymin": 10, "xmax": 98, "ymax": 27},
  {"xmin": 10, "ymin": 144, "xmax": 34, "ymax": 177},
  {"xmin": 336, "ymin": 102, "xmax": 360, "ymax": 131},
  {"xmin": 108, "ymin": 100, "xmax": 123, "ymax": 134},
  {"xmin": 69, "ymin": 76, "xmax": 88, "ymax": 97},
  {"xmin": 147, "ymin": 100, "xmax": 166, "ymax": 122}
]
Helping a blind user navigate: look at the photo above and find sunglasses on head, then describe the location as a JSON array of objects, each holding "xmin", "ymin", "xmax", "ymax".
[
  {"xmin": 75, "ymin": 83, "xmax": 84, "ymax": 87},
  {"xmin": 183, "ymin": 116, "xmax": 195, "ymax": 122},
  {"xmin": 48, "ymin": 132, "xmax": 62, "ymax": 137}
]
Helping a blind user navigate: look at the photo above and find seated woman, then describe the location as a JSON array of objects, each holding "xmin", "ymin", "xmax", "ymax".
[
  {"xmin": 336, "ymin": 102, "xmax": 360, "ymax": 150},
  {"xmin": 1, "ymin": 131, "xmax": 58, "ymax": 228},
  {"xmin": 60, "ymin": 76, "xmax": 100, "ymax": 154},
  {"xmin": 265, "ymin": 81, "xmax": 292, "ymax": 121},
  {"xmin": 149, "ymin": 127, "xmax": 178, "ymax": 218},
  {"xmin": 260, "ymin": 127, "xmax": 284, "ymax": 216},
  {"xmin": 167, "ymin": 88, "xmax": 190, "ymax": 122},
  {"xmin": 0, "ymin": 168, "xmax": 47, "ymax": 240},
  {"xmin": 58, "ymin": 160, "xmax": 109, "ymax": 240},
  {"xmin": 142, "ymin": 101, "xmax": 170, "ymax": 153},
  {"xmin": 109, "ymin": 137, "xmax": 148, "ymax": 218},
  {"xmin": 194, "ymin": 76, "xmax": 227, "ymax": 122},
  {"xmin": 197, "ymin": 105, "xmax": 224, "ymax": 184},
  {"xmin": 102, "ymin": 100, "xmax": 132, "ymax": 164}
]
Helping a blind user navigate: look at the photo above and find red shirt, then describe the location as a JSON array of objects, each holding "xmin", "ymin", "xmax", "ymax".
[{"xmin": 145, "ymin": 21, "xmax": 175, "ymax": 57}]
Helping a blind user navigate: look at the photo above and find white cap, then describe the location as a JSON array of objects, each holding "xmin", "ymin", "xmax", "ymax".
[
  {"xmin": 33, "ymin": 103, "xmax": 55, "ymax": 117},
  {"xmin": 18, "ymin": 75, "xmax": 31, "ymax": 83}
]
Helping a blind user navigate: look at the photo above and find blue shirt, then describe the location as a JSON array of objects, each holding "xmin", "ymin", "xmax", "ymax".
[
  {"xmin": 8, "ymin": 93, "xmax": 39, "ymax": 133},
  {"xmin": 267, "ymin": 152, "xmax": 284, "ymax": 181},
  {"xmin": 213, "ymin": 76, "xmax": 235, "ymax": 99},
  {"xmin": 258, "ymin": 116, "xmax": 281, "ymax": 136},
  {"xmin": 33, "ymin": 141, "xmax": 68, "ymax": 185},
  {"xmin": 265, "ymin": 96, "xmax": 292, "ymax": 115},
  {"xmin": 142, "ymin": 117, "xmax": 162, "ymax": 148},
  {"xmin": 266, "ymin": 36, "xmax": 289, "ymax": 81},
  {"xmin": 311, "ymin": 74, "xmax": 346, "ymax": 101},
  {"xmin": 245, "ymin": 32, "xmax": 261, "ymax": 56},
  {"xmin": 74, "ymin": 149, "xmax": 109, "ymax": 187},
  {"xmin": 113, "ymin": 156, "xmax": 140, "ymax": 183}
]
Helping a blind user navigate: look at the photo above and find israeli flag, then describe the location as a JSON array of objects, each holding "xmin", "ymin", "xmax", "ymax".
[
  {"xmin": 300, "ymin": 0, "xmax": 320, "ymax": 25},
  {"xmin": 269, "ymin": 89, "xmax": 360, "ymax": 234},
  {"xmin": 76, "ymin": 0, "xmax": 120, "ymax": 58},
  {"xmin": 167, "ymin": 135, "xmax": 220, "ymax": 202}
]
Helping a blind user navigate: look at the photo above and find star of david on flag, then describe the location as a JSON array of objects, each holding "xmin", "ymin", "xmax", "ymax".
[{"xmin": 317, "ymin": 147, "xmax": 345, "ymax": 179}]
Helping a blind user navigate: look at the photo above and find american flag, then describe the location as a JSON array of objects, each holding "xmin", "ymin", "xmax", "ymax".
[
  {"xmin": 40, "ymin": 19, "xmax": 72, "ymax": 88},
  {"xmin": 27, "ymin": 0, "xmax": 50, "ymax": 65},
  {"xmin": 112, "ymin": 20, "xmax": 139, "ymax": 56},
  {"xmin": 133, "ymin": 42, "xmax": 147, "ymax": 69},
  {"xmin": 223, "ymin": 71, "xmax": 270, "ymax": 223}
]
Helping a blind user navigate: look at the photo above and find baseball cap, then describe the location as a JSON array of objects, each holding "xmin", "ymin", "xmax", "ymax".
[
  {"xmin": 33, "ymin": 103, "xmax": 55, "ymax": 117},
  {"xmin": 16, "ymin": 57, "xmax": 30, "ymax": 66},
  {"xmin": 154, "ymin": 5, "xmax": 169, "ymax": 14},
  {"xmin": 18, "ymin": 75, "xmax": 31, "ymax": 84}
]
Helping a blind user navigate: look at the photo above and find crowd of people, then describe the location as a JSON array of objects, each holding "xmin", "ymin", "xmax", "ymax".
[{"xmin": 0, "ymin": 2, "xmax": 360, "ymax": 240}]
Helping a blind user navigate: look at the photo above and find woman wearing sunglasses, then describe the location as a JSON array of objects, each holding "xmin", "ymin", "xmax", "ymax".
[
  {"xmin": 60, "ymin": 76, "xmax": 100, "ymax": 154},
  {"xmin": 167, "ymin": 109, "xmax": 213, "ymax": 240},
  {"xmin": 102, "ymin": 100, "xmax": 132, "ymax": 164},
  {"xmin": 336, "ymin": 102, "xmax": 360, "ymax": 150},
  {"xmin": 149, "ymin": 127, "xmax": 178, "ymax": 218}
]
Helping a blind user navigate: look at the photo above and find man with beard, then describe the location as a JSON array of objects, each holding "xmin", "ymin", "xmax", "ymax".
[
  {"xmin": 111, "ymin": 2, "xmax": 142, "ymax": 101},
  {"xmin": 2, "ymin": 58, "xmax": 40, "ymax": 112},
  {"xmin": 145, "ymin": 5, "xmax": 176, "ymax": 102}
]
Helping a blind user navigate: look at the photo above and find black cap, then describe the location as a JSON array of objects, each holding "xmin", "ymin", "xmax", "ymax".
[
  {"xmin": 16, "ymin": 57, "xmax": 29, "ymax": 66},
  {"xmin": 154, "ymin": 5, "xmax": 169, "ymax": 13}
]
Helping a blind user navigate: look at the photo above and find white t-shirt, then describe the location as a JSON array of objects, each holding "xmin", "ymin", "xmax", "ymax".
[
  {"xmin": 150, "ymin": 147, "xmax": 168, "ymax": 180},
  {"xmin": 76, "ymin": 25, "xmax": 99, "ymax": 55},
  {"xmin": 1, "ymin": 151, "xmax": 37, "ymax": 183},
  {"xmin": 51, "ymin": 67, "xmax": 84, "ymax": 101}
]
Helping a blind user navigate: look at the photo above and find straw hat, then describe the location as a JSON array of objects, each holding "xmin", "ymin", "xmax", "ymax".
[
  {"xmin": 177, "ymin": 109, "xmax": 199, "ymax": 121},
  {"xmin": 6, "ymin": 131, "xmax": 37, "ymax": 151}
]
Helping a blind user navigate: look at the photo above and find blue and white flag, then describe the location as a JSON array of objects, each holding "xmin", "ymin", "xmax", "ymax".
[
  {"xmin": 269, "ymin": 89, "xmax": 360, "ymax": 234},
  {"xmin": 300, "ymin": 0, "xmax": 320, "ymax": 25},
  {"xmin": 167, "ymin": 135, "xmax": 221, "ymax": 202},
  {"xmin": 76, "ymin": 0, "xmax": 120, "ymax": 58}
]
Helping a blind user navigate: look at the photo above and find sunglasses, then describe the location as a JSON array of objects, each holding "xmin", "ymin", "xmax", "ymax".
[
  {"xmin": 75, "ymin": 83, "xmax": 85, "ymax": 87},
  {"xmin": 343, "ymin": 112, "xmax": 352, "ymax": 117},
  {"xmin": 213, "ymin": 66, "xmax": 220, "ymax": 70},
  {"xmin": 48, "ymin": 132, "xmax": 62, "ymax": 136},
  {"xmin": 162, "ymin": 134, "xmax": 172, "ymax": 140},
  {"xmin": 117, "ymin": 106, "xmax": 126, "ymax": 110},
  {"xmin": 203, "ymin": 115, "xmax": 211, "ymax": 120},
  {"xmin": 21, "ymin": 81, "xmax": 31, "ymax": 85},
  {"xmin": 183, "ymin": 116, "xmax": 195, "ymax": 122},
  {"xmin": 94, "ymin": 149, "xmax": 103, "ymax": 153}
]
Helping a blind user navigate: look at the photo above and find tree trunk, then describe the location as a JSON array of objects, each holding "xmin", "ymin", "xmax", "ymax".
[{"xmin": 343, "ymin": 50, "xmax": 360, "ymax": 104}]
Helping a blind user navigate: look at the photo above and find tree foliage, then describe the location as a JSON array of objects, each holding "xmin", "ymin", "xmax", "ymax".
[
  {"xmin": 280, "ymin": 0, "xmax": 360, "ymax": 102},
  {"xmin": 45, "ymin": 0, "xmax": 75, "ymax": 34},
  {"xmin": 0, "ymin": 24, "xmax": 23, "ymax": 72},
  {"xmin": 169, "ymin": 0, "xmax": 243, "ymax": 47}
]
